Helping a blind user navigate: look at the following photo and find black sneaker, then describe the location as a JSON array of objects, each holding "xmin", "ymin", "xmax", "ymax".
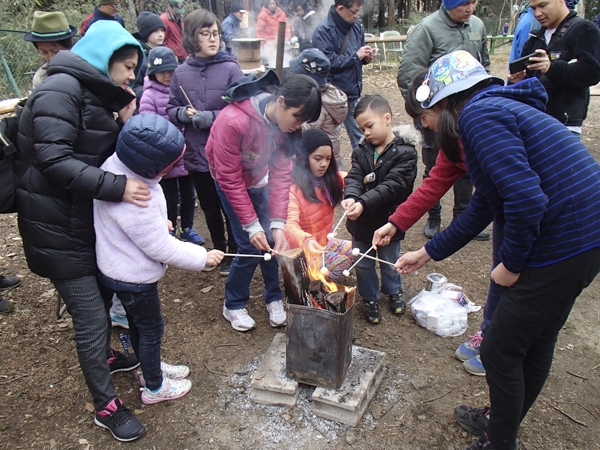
[
  {"xmin": 0, "ymin": 275, "xmax": 21, "ymax": 291},
  {"xmin": 465, "ymin": 433, "xmax": 494, "ymax": 450},
  {"xmin": 423, "ymin": 218, "xmax": 441, "ymax": 239},
  {"xmin": 473, "ymin": 230, "xmax": 491, "ymax": 241},
  {"xmin": 389, "ymin": 292, "xmax": 406, "ymax": 314},
  {"xmin": 107, "ymin": 350, "xmax": 140, "ymax": 374},
  {"xmin": 455, "ymin": 404, "xmax": 490, "ymax": 435},
  {"xmin": 219, "ymin": 255, "xmax": 234, "ymax": 276},
  {"xmin": 364, "ymin": 301, "xmax": 381, "ymax": 324},
  {"xmin": 0, "ymin": 298, "xmax": 15, "ymax": 314},
  {"xmin": 95, "ymin": 397, "xmax": 146, "ymax": 442}
]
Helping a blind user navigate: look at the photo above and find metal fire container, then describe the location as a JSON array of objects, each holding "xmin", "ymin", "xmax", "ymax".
[
  {"xmin": 231, "ymin": 38, "xmax": 262, "ymax": 71},
  {"xmin": 286, "ymin": 286, "xmax": 356, "ymax": 389}
]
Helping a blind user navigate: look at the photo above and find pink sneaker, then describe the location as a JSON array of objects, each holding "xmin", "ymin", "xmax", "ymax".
[
  {"xmin": 140, "ymin": 377, "xmax": 192, "ymax": 405},
  {"xmin": 139, "ymin": 361, "xmax": 190, "ymax": 387}
]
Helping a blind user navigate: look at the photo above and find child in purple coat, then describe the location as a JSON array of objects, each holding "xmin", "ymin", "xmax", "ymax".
[
  {"xmin": 140, "ymin": 46, "xmax": 204, "ymax": 246},
  {"xmin": 167, "ymin": 9, "xmax": 244, "ymax": 275}
]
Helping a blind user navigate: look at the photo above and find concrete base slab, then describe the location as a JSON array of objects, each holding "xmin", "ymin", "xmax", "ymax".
[
  {"xmin": 250, "ymin": 333, "xmax": 299, "ymax": 406},
  {"xmin": 311, "ymin": 346, "xmax": 386, "ymax": 426}
]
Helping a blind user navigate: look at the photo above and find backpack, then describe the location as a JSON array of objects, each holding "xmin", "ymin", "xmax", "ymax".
[{"xmin": 0, "ymin": 99, "xmax": 26, "ymax": 213}]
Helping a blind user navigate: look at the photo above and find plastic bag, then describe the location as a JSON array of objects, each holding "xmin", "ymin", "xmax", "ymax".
[{"xmin": 409, "ymin": 283, "xmax": 481, "ymax": 338}]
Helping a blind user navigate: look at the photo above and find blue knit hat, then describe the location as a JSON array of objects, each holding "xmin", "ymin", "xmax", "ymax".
[
  {"xmin": 289, "ymin": 49, "xmax": 330, "ymax": 87},
  {"xmin": 419, "ymin": 50, "xmax": 504, "ymax": 108},
  {"xmin": 147, "ymin": 46, "xmax": 178, "ymax": 76},
  {"xmin": 442, "ymin": 0, "xmax": 470, "ymax": 10}
]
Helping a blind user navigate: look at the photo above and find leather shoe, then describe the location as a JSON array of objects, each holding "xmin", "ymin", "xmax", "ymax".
[
  {"xmin": 423, "ymin": 218, "xmax": 441, "ymax": 239},
  {"xmin": 0, "ymin": 275, "xmax": 21, "ymax": 291},
  {"xmin": 473, "ymin": 230, "xmax": 491, "ymax": 241}
]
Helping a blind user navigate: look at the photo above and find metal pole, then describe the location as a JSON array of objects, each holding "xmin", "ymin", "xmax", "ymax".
[
  {"xmin": 0, "ymin": 46, "xmax": 21, "ymax": 98},
  {"xmin": 275, "ymin": 21, "xmax": 286, "ymax": 80}
]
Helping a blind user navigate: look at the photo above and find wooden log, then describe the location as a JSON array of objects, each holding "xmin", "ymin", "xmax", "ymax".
[{"xmin": 277, "ymin": 248, "xmax": 311, "ymax": 305}]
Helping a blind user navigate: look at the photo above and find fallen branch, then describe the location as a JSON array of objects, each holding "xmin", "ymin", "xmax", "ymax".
[
  {"xmin": 203, "ymin": 362, "xmax": 228, "ymax": 376},
  {"xmin": 421, "ymin": 390, "xmax": 451, "ymax": 404},
  {"xmin": 410, "ymin": 381, "xmax": 422, "ymax": 396},
  {"xmin": 380, "ymin": 398, "xmax": 402, "ymax": 419},
  {"xmin": 0, "ymin": 373, "xmax": 29, "ymax": 385},
  {"xmin": 591, "ymin": 363, "xmax": 600, "ymax": 371},
  {"xmin": 544, "ymin": 400, "xmax": 587, "ymax": 427},
  {"xmin": 565, "ymin": 370, "xmax": 588, "ymax": 380}
]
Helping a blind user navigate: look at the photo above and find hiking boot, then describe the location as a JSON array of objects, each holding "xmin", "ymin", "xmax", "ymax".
[
  {"xmin": 223, "ymin": 305, "xmax": 256, "ymax": 331},
  {"xmin": 463, "ymin": 355, "xmax": 486, "ymax": 376},
  {"xmin": 108, "ymin": 350, "xmax": 140, "ymax": 374},
  {"xmin": 473, "ymin": 230, "xmax": 491, "ymax": 241},
  {"xmin": 180, "ymin": 227, "xmax": 205, "ymax": 246},
  {"xmin": 465, "ymin": 433, "xmax": 495, "ymax": 450},
  {"xmin": 364, "ymin": 301, "xmax": 381, "ymax": 324},
  {"xmin": 266, "ymin": 300, "xmax": 286, "ymax": 327},
  {"xmin": 139, "ymin": 361, "xmax": 190, "ymax": 387},
  {"xmin": 423, "ymin": 218, "xmax": 441, "ymax": 239},
  {"xmin": 389, "ymin": 292, "xmax": 406, "ymax": 314},
  {"xmin": 140, "ymin": 377, "xmax": 192, "ymax": 405},
  {"xmin": 219, "ymin": 255, "xmax": 234, "ymax": 276},
  {"xmin": 455, "ymin": 404, "xmax": 490, "ymax": 435},
  {"xmin": 455, "ymin": 331, "xmax": 483, "ymax": 361},
  {"xmin": 95, "ymin": 397, "xmax": 146, "ymax": 442},
  {"xmin": 0, "ymin": 275, "xmax": 21, "ymax": 291},
  {"xmin": 110, "ymin": 312, "xmax": 129, "ymax": 330},
  {"xmin": 0, "ymin": 298, "xmax": 15, "ymax": 314}
]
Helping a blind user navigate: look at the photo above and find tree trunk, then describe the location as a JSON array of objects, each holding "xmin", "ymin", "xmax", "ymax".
[
  {"xmin": 378, "ymin": 0, "xmax": 386, "ymax": 27},
  {"xmin": 388, "ymin": 0, "xmax": 395, "ymax": 26}
]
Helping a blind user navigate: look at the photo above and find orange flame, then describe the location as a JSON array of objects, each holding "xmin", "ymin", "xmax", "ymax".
[{"xmin": 304, "ymin": 247, "xmax": 340, "ymax": 292}]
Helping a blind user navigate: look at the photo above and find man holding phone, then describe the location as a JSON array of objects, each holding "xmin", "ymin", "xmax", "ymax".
[{"xmin": 509, "ymin": 0, "xmax": 600, "ymax": 138}]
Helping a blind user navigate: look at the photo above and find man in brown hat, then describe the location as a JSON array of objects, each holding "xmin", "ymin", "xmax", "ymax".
[
  {"xmin": 23, "ymin": 11, "xmax": 78, "ymax": 88},
  {"xmin": 161, "ymin": 0, "xmax": 187, "ymax": 63},
  {"xmin": 81, "ymin": 0, "xmax": 125, "ymax": 37}
]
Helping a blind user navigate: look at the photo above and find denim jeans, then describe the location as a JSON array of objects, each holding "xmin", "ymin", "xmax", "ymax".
[
  {"xmin": 160, "ymin": 175, "xmax": 196, "ymax": 230},
  {"xmin": 353, "ymin": 239, "xmax": 402, "ymax": 302},
  {"xmin": 101, "ymin": 282, "xmax": 164, "ymax": 391},
  {"xmin": 215, "ymin": 182, "xmax": 282, "ymax": 310},
  {"xmin": 52, "ymin": 276, "xmax": 117, "ymax": 410},
  {"xmin": 343, "ymin": 97, "xmax": 364, "ymax": 150}
]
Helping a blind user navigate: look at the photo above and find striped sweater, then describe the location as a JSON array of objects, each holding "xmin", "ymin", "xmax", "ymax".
[{"xmin": 425, "ymin": 78, "xmax": 600, "ymax": 273}]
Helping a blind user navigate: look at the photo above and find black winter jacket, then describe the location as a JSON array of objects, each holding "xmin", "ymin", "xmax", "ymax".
[
  {"xmin": 16, "ymin": 51, "xmax": 133, "ymax": 281},
  {"xmin": 344, "ymin": 134, "xmax": 418, "ymax": 243},
  {"xmin": 521, "ymin": 12, "xmax": 600, "ymax": 127}
]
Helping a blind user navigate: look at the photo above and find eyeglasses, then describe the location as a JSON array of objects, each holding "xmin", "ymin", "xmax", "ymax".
[
  {"xmin": 198, "ymin": 30, "xmax": 220, "ymax": 40},
  {"xmin": 110, "ymin": 2, "xmax": 120, "ymax": 8},
  {"xmin": 344, "ymin": 6, "xmax": 362, "ymax": 16}
]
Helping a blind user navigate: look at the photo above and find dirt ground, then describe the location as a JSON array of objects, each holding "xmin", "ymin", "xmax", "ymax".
[{"xmin": 1, "ymin": 53, "xmax": 600, "ymax": 450}]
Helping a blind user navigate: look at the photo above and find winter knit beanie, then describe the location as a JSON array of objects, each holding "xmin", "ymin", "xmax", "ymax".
[
  {"xmin": 565, "ymin": 0, "xmax": 579, "ymax": 10},
  {"xmin": 137, "ymin": 11, "xmax": 165, "ymax": 42},
  {"xmin": 442, "ymin": 0, "xmax": 470, "ymax": 11},
  {"xmin": 147, "ymin": 46, "xmax": 178, "ymax": 75},
  {"xmin": 302, "ymin": 128, "xmax": 332, "ymax": 154},
  {"xmin": 98, "ymin": 0, "xmax": 118, "ymax": 5}
]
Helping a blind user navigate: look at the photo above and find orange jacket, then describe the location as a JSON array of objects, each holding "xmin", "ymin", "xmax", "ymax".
[
  {"xmin": 256, "ymin": 6, "xmax": 291, "ymax": 43},
  {"xmin": 285, "ymin": 184, "xmax": 334, "ymax": 250}
]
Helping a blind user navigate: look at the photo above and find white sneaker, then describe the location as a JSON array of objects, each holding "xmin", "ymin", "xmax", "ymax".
[
  {"xmin": 223, "ymin": 305, "xmax": 256, "ymax": 331},
  {"xmin": 266, "ymin": 300, "xmax": 286, "ymax": 328},
  {"xmin": 140, "ymin": 377, "xmax": 192, "ymax": 405},
  {"xmin": 139, "ymin": 361, "xmax": 190, "ymax": 387}
]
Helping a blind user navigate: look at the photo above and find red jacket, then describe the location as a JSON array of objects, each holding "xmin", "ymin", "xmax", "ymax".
[
  {"xmin": 205, "ymin": 96, "xmax": 292, "ymax": 228},
  {"xmin": 256, "ymin": 6, "xmax": 291, "ymax": 43},
  {"xmin": 388, "ymin": 146, "xmax": 466, "ymax": 232},
  {"xmin": 160, "ymin": 10, "xmax": 187, "ymax": 61}
]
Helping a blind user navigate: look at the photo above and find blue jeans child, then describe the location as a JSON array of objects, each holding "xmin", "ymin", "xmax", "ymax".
[
  {"xmin": 353, "ymin": 238, "xmax": 402, "ymax": 302},
  {"xmin": 215, "ymin": 182, "xmax": 283, "ymax": 310}
]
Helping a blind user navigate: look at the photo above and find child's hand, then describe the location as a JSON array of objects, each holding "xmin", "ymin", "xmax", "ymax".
[
  {"xmin": 250, "ymin": 231, "xmax": 271, "ymax": 252},
  {"xmin": 395, "ymin": 247, "xmax": 431, "ymax": 274},
  {"xmin": 206, "ymin": 249, "xmax": 224, "ymax": 267},
  {"xmin": 490, "ymin": 263, "xmax": 520, "ymax": 287},
  {"xmin": 373, "ymin": 222, "xmax": 397, "ymax": 248},
  {"xmin": 304, "ymin": 239, "xmax": 324, "ymax": 255},
  {"xmin": 167, "ymin": 220, "xmax": 174, "ymax": 233},
  {"xmin": 345, "ymin": 202, "xmax": 363, "ymax": 220},
  {"xmin": 341, "ymin": 198, "xmax": 355, "ymax": 211},
  {"xmin": 272, "ymin": 229, "xmax": 290, "ymax": 253},
  {"xmin": 186, "ymin": 106, "xmax": 197, "ymax": 118},
  {"xmin": 123, "ymin": 178, "xmax": 151, "ymax": 207}
]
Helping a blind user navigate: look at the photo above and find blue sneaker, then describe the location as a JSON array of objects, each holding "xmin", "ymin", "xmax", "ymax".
[
  {"xmin": 180, "ymin": 228, "xmax": 205, "ymax": 245},
  {"xmin": 463, "ymin": 355, "xmax": 486, "ymax": 376},
  {"xmin": 455, "ymin": 331, "xmax": 483, "ymax": 361},
  {"xmin": 110, "ymin": 312, "xmax": 129, "ymax": 330}
]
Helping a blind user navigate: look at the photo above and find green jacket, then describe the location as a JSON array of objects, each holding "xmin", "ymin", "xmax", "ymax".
[{"xmin": 397, "ymin": 6, "xmax": 489, "ymax": 96}]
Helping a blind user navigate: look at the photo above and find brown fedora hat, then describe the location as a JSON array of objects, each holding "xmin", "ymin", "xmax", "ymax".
[{"xmin": 23, "ymin": 11, "xmax": 78, "ymax": 42}]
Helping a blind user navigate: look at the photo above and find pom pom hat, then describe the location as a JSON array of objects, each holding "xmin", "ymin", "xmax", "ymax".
[{"xmin": 420, "ymin": 50, "xmax": 504, "ymax": 109}]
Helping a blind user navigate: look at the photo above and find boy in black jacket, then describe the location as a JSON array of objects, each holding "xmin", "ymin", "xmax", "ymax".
[{"xmin": 342, "ymin": 95, "xmax": 418, "ymax": 324}]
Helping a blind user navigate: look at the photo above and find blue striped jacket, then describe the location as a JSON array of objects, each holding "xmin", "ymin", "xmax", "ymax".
[{"xmin": 425, "ymin": 78, "xmax": 600, "ymax": 273}]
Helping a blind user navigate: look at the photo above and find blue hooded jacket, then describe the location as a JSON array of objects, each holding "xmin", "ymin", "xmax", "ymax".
[{"xmin": 425, "ymin": 78, "xmax": 600, "ymax": 273}]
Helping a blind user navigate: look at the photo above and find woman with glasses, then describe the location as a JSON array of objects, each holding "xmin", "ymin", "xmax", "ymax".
[{"xmin": 167, "ymin": 9, "xmax": 244, "ymax": 276}]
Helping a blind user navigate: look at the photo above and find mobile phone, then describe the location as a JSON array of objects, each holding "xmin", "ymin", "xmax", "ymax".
[{"xmin": 509, "ymin": 52, "xmax": 538, "ymax": 74}]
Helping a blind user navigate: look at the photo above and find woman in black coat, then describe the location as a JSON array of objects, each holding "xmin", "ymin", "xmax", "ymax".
[{"xmin": 16, "ymin": 21, "xmax": 149, "ymax": 442}]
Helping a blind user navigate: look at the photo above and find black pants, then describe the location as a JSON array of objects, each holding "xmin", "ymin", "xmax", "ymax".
[
  {"xmin": 160, "ymin": 175, "xmax": 196, "ymax": 230},
  {"xmin": 414, "ymin": 117, "xmax": 473, "ymax": 221},
  {"xmin": 481, "ymin": 247, "xmax": 600, "ymax": 450},
  {"xmin": 190, "ymin": 171, "xmax": 237, "ymax": 253}
]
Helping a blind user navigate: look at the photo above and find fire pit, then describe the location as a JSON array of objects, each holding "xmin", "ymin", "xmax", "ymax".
[
  {"xmin": 231, "ymin": 38, "xmax": 263, "ymax": 71},
  {"xmin": 277, "ymin": 249, "xmax": 356, "ymax": 389}
]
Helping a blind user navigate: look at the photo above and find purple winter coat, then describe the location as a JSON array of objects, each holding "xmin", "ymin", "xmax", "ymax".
[
  {"xmin": 167, "ymin": 49, "xmax": 243, "ymax": 173},
  {"xmin": 139, "ymin": 77, "xmax": 188, "ymax": 179}
]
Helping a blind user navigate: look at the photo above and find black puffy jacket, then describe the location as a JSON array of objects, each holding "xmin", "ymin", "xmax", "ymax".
[
  {"xmin": 16, "ymin": 51, "xmax": 133, "ymax": 281},
  {"xmin": 344, "ymin": 133, "xmax": 418, "ymax": 243}
]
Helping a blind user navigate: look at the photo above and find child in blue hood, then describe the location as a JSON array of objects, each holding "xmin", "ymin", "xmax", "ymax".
[{"xmin": 396, "ymin": 50, "xmax": 600, "ymax": 450}]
